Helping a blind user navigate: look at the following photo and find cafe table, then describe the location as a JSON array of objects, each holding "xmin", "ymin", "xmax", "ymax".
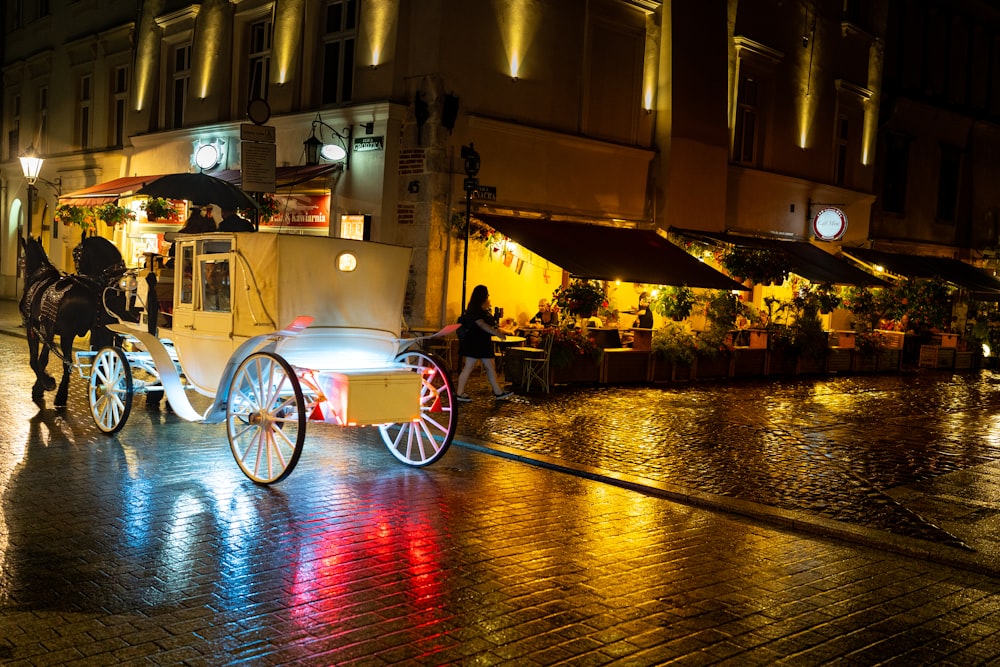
[{"xmin": 492, "ymin": 335, "xmax": 526, "ymax": 374}]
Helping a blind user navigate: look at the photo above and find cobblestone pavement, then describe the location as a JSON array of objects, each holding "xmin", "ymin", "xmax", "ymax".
[
  {"xmin": 454, "ymin": 368, "xmax": 1000, "ymax": 570},
  {"xmin": 5, "ymin": 333, "xmax": 1000, "ymax": 665}
]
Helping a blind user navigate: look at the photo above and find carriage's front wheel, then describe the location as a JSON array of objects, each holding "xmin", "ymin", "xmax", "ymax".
[
  {"xmin": 88, "ymin": 347, "xmax": 133, "ymax": 435},
  {"xmin": 227, "ymin": 351, "xmax": 305, "ymax": 485},
  {"xmin": 379, "ymin": 350, "xmax": 457, "ymax": 466}
]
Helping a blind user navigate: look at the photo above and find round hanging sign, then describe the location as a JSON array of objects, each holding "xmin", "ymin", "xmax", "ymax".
[{"xmin": 812, "ymin": 207, "xmax": 848, "ymax": 241}]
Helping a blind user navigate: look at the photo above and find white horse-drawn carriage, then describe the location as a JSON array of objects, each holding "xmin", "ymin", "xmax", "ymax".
[{"xmin": 76, "ymin": 232, "xmax": 458, "ymax": 484}]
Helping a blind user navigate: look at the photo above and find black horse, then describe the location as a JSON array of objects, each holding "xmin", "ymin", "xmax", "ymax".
[{"xmin": 19, "ymin": 236, "xmax": 128, "ymax": 407}]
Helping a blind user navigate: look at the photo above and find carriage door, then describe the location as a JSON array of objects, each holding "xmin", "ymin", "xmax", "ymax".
[{"xmin": 170, "ymin": 236, "xmax": 235, "ymax": 393}]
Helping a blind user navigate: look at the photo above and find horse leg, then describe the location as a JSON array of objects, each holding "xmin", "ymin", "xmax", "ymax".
[
  {"xmin": 54, "ymin": 335, "xmax": 75, "ymax": 407},
  {"xmin": 29, "ymin": 333, "xmax": 51, "ymax": 406}
]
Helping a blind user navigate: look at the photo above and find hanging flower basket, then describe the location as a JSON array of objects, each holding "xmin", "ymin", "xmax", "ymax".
[
  {"xmin": 141, "ymin": 197, "xmax": 179, "ymax": 222},
  {"xmin": 55, "ymin": 204, "xmax": 97, "ymax": 233},
  {"xmin": 552, "ymin": 280, "xmax": 607, "ymax": 317},
  {"xmin": 95, "ymin": 203, "xmax": 136, "ymax": 228}
]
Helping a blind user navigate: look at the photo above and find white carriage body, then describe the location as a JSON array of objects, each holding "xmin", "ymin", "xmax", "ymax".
[{"xmin": 157, "ymin": 232, "xmax": 420, "ymax": 424}]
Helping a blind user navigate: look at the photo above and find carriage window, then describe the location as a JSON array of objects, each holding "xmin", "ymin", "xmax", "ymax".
[
  {"xmin": 179, "ymin": 245, "xmax": 194, "ymax": 304},
  {"xmin": 200, "ymin": 258, "xmax": 231, "ymax": 312}
]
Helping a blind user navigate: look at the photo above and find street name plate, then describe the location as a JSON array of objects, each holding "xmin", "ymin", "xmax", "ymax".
[
  {"xmin": 240, "ymin": 123, "xmax": 276, "ymax": 143},
  {"xmin": 471, "ymin": 185, "xmax": 497, "ymax": 201}
]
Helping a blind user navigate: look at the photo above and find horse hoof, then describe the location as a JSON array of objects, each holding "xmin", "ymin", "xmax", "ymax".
[
  {"xmin": 44, "ymin": 377, "xmax": 56, "ymax": 391},
  {"xmin": 32, "ymin": 391, "xmax": 46, "ymax": 408},
  {"xmin": 54, "ymin": 397, "xmax": 68, "ymax": 408}
]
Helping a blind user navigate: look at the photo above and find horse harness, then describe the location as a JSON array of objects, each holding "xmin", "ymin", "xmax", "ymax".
[{"xmin": 22, "ymin": 262, "xmax": 124, "ymax": 363}]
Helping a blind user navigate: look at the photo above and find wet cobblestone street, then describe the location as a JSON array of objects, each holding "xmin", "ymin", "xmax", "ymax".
[{"xmin": 455, "ymin": 371, "xmax": 1000, "ymax": 553}]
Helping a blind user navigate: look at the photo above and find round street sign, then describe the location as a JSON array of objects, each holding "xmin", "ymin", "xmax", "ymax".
[{"xmin": 812, "ymin": 207, "xmax": 848, "ymax": 241}]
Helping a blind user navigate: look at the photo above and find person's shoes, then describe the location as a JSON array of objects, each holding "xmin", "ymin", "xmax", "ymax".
[
  {"xmin": 494, "ymin": 391, "xmax": 514, "ymax": 401},
  {"xmin": 456, "ymin": 394, "xmax": 473, "ymax": 402}
]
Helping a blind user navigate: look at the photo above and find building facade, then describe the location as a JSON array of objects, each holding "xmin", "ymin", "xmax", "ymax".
[{"xmin": 2, "ymin": 0, "xmax": 893, "ymax": 328}]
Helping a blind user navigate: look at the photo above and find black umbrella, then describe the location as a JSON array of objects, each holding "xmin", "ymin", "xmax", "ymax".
[{"xmin": 137, "ymin": 173, "xmax": 260, "ymax": 211}]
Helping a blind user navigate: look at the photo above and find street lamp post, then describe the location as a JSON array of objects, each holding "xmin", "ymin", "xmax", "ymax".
[
  {"xmin": 19, "ymin": 145, "xmax": 44, "ymax": 238},
  {"xmin": 460, "ymin": 143, "xmax": 480, "ymax": 310}
]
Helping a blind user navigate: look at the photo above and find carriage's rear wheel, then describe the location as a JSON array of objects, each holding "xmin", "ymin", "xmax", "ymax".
[
  {"xmin": 226, "ymin": 351, "xmax": 305, "ymax": 485},
  {"xmin": 379, "ymin": 350, "xmax": 457, "ymax": 466},
  {"xmin": 89, "ymin": 347, "xmax": 133, "ymax": 435}
]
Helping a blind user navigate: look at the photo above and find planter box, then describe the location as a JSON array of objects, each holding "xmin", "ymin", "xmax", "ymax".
[
  {"xmin": 648, "ymin": 356, "xmax": 694, "ymax": 382},
  {"xmin": 828, "ymin": 330, "xmax": 856, "ymax": 349},
  {"xmin": 877, "ymin": 330, "xmax": 905, "ymax": 349},
  {"xmin": 732, "ymin": 349, "xmax": 767, "ymax": 377},
  {"xmin": 601, "ymin": 349, "xmax": 650, "ymax": 384},
  {"xmin": 694, "ymin": 353, "xmax": 732, "ymax": 380},
  {"xmin": 631, "ymin": 328, "xmax": 653, "ymax": 352},
  {"xmin": 796, "ymin": 354, "xmax": 827, "ymax": 375},
  {"xmin": 766, "ymin": 349, "xmax": 799, "ymax": 376},
  {"xmin": 919, "ymin": 345, "xmax": 955, "ymax": 369},
  {"xmin": 853, "ymin": 353, "xmax": 879, "ymax": 373},
  {"xmin": 954, "ymin": 351, "xmax": 978, "ymax": 370},
  {"xmin": 551, "ymin": 356, "xmax": 602, "ymax": 385},
  {"xmin": 931, "ymin": 333, "xmax": 959, "ymax": 348},
  {"xmin": 733, "ymin": 329, "xmax": 768, "ymax": 349},
  {"xmin": 878, "ymin": 349, "xmax": 902, "ymax": 372},
  {"xmin": 826, "ymin": 348, "xmax": 853, "ymax": 373}
]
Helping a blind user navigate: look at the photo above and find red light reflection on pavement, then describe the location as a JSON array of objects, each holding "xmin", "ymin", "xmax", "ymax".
[{"xmin": 289, "ymin": 481, "xmax": 450, "ymax": 650}]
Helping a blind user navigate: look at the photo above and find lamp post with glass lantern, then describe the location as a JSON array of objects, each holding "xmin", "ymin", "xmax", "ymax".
[{"xmin": 19, "ymin": 145, "xmax": 44, "ymax": 238}]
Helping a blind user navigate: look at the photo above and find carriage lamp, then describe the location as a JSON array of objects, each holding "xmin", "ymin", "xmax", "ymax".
[
  {"xmin": 304, "ymin": 115, "xmax": 352, "ymax": 169},
  {"xmin": 19, "ymin": 145, "xmax": 44, "ymax": 237}
]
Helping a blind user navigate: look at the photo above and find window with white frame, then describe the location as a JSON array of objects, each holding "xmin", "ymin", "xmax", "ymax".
[
  {"xmin": 112, "ymin": 65, "xmax": 128, "ymax": 146},
  {"xmin": 248, "ymin": 17, "xmax": 272, "ymax": 104},
  {"xmin": 78, "ymin": 75, "xmax": 92, "ymax": 149},
  {"xmin": 170, "ymin": 43, "xmax": 191, "ymax": 129},
  {"xmin": 321, "ymin": 0, "xmax": 357, "ymax": 105},
  {"xmin": 731, "ymin": 38, "xmax": 780, "ymax": 168}
]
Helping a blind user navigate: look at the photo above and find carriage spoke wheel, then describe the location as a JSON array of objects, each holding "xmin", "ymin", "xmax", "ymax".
[
  {"xmin": 379, "ymin": 350, "xmax": 457, "ymax": 466},
  {"xmin": 88, "ymin": 347, "xmax": 133, "ymax": 435},
  {"xmin": 227, "ymin": 351, "xmax": 305, "ymax": 485}
]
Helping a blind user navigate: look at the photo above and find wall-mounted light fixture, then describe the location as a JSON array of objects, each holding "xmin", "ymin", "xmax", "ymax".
[
  {"xmin": 304, "ymin": 115, "xmax": 352, "ymax": 169},
  {"xmin": 192, "ymin": 138, "xmax": 225, "ymax": 171}
]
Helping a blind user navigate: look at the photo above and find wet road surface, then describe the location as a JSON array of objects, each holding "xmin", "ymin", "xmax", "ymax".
[{"xmin": 4, "ymin": 314, "xmax": 1000, "ymax": 662}]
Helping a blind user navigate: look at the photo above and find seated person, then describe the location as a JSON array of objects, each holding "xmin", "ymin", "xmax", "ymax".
[
  {"xmin": 529, "ymin": 299, "xmax": 559, "ymax": 328},
  {"xmin": 580, "ymin": 307, "xmax": 603, "ymax": 331}
]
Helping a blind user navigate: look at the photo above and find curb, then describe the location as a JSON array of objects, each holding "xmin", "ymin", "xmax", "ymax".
[{"xmin": 455, "ymin": 436, "xmax": 1000, "ymax": 578}]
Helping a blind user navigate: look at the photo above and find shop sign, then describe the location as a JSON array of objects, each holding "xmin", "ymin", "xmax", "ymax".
[
  {"xmin": 812, "ymin": 207, "xmax": 847, "ymax": 241},
  {"xmin": 353, "ymin": 136, "xmax": 384, "ymax": 152},
  {"xmin": 261, "ymin": 194, "xmax": 330, "ymax": 230}
]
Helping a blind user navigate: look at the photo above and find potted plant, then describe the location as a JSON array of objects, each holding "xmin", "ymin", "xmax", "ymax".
[
  {"xmin": 650, "ymin": 322, "xmax": 697, "ymax": 381},
  {"xmin": 95, "ymin": 203, "xmax": 136, "ymax": 228},
  {"xmin": 552, "ymin": 280, "xmax": 607, "ymax": 318},
  {"xmin": 549, "ymin": 327, "xmax": 603, "ymax": 383},
  {"xmin": 253, "ymin": 193, "xmax": 280, "ymax": 223},
  {"xmin": 720, "ymin": 246, "xmax": 791, "ymax": 285},
  {"xmin": 54, "ymin": 204, "xmax": 97, "ymax": 234},
  {"xmin": 141, "ymin": 197, "xmax": 178, "ymax": 222},
  {"xmin": 652, "ymin": 285, "xmax": 697, "ymax": 321}
]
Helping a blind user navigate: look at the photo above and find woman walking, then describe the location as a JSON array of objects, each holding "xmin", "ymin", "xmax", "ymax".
[{"xmin": 456, "ymin": 285, "xmax": 514, "ymax": 402}]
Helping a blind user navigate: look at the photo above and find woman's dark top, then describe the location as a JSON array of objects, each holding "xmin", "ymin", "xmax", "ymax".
[
  {"xmin": 459, "ymin": 306, "xmax": 495, "ymax": 359},
  {"xmin": 530, "ymin": 310, "xmax": 559, "ymax": 327},
  {"xmin": 635, "ymin": 307, "xmax": 654, "ymax": 329}
]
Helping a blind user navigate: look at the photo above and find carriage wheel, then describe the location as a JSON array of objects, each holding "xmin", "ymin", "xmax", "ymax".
[
  {"xmin": 227, "ymin": 351, "xmax": 305, "ymax": 485},
  {"xmin": 379, "ymin": 350, "xmax": 457, "ymax": 466},
  {"xmin": 88, "ymin": 347, "xmax": 133, "ymax": 435}
]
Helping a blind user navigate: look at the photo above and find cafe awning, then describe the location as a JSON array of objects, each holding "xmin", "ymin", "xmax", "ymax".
[
  {"xmin": 59, "ymin": 175, "xmax": 163, "ymax": 206},
  {"xmin": 840, "ymin": 247, "xmax": 1000, "ymax": 295},
  {"xmin": 673, "ymin": 228, "xmax": 888, "ymax": 287},
  {"xmin": 478, "ymin": 215, "xmax": 747, "ymax": 290}
]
